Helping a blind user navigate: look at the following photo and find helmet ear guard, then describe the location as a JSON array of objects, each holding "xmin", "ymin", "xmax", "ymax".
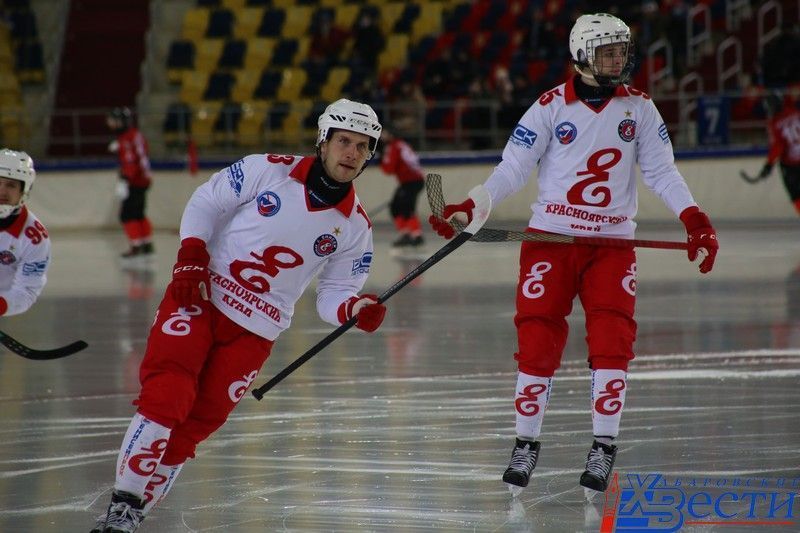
[
  {"xmin": 316, "ymin": 98, "xmax": 382, "ymax": 159},
  {"xmin": 569, "ymin": 13, "xmax": 635, "ymax": 87},
  {"xmin": 0, "ymin": 148, "xmax": 35, "ymax": 218}
]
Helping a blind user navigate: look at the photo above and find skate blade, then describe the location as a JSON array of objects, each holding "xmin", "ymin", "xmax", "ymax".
[
  {"xmin": 584, "ymin": 486, "xmax": 602, "ymax": 502},
  {"xmin": 507, "ymin": 483, "xmax": 525, "ymax": 497}
]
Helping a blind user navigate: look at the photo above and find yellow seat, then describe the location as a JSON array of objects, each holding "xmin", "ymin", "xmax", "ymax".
[
  {"xmin": 0, "ymin": 73, "xmax": 21, "ymax": 103},
  {"xmin": 320, "ymin": 66, "xmax": 350, "ymax": 102},
  {"xmin": 195, "ymin": 39, "xmax": 225, "ymax": 72},
  {"xmin": 377, "ymin": 33, "xmax": 409, "ymax": 74},
  {"xmin": 243, "ymin": 37, "xmax": 276, "ymax": 71},
  {"xmin": 292, "ymin": 36, "xmax": 310, "ymax": 66},
  {"xmin": 282, "ymin": 5, "xmax": 313, "ymax": 39},
  {"xmin": 190, "ymin": 102, "xmax": 223, "ymax": 148},
  {"xmin": 181, "ymin": 8, "xmax": 209, "ymax": 43},
  {"xmin": 333, "ymin": 4, "xmax": 360, "ymax": 29},
  {"xmin": 411, "ymin": 2, "xmax": 444, "ymax": 43},
  {"xmin": 233, "ymin": 7, "xmax": 265, "ymax": 39},
  {"xmin": 276, "ymin": 67, "xmax": 307, "ymax": 101},
  {"xmin": 231, "ymin": 70, "xmax": 261, "ymax": 103},
  {"xmin": 237, "ymin": 101, "xmax": 270, "ymax": 146},
  {"xmin": 180, "ymin": 71, "xmax": 210, "ymax": 104},
  {"xmin": 278, "ymin": 99, "xmax": 314, "ymax": 147},
  {"xmin": 221, "ymin": 0, "xmax": 246, "ymax": 9},
  {"xmin": 379, "ymin": 2, "xmax": 406, "ymax": 35}
]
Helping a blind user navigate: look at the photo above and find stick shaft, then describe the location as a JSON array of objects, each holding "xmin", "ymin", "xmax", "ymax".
[
  {"xmin": 472, "ymin": 227, "xmax": 688, "ymax": 250},
  {"xmin": 0, "ymin": 330, "xmax": 88, "ymax": 360},
  {"xmin": 251, "ymin": 231, "xmax": 474, "ymax": 399}
]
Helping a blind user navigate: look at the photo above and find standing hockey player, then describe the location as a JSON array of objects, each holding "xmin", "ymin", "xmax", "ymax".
[
  {"xmin": 751, "ymin": 94, "xmax": 800, "ymax": 213},
  {"xmin": 106, "ymin": 107, "xmax": 155, "ymax": 262},
  {"xmin": 379, "ymin": 126, "xmax": 426, "ymax": 248},
  {"xmin": 430, "ymin": 13, "xmax": 718, "ymax": 495},
  {"xmin": 0, "ymin": 149, "xmax": 49, "ymax": 316},
  {"xmin": 91, "ymin": 98, "xmax": 387, "ymax": 532}
]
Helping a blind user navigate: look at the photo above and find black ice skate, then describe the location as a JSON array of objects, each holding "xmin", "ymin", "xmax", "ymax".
[
  {"xmin": 90, "ymin": 490, "xmax": 144, "ymax": 533},
  {"xmin": 579, "ymin": 440, "xmax": 617, "ymax": 492},
  {"xmin": 502, "ymin": 438, "xmax": 541, "ymax": 491},
  {"xmin": 392, "ymin": 234, "xmax": 414, "ymax": 247}
]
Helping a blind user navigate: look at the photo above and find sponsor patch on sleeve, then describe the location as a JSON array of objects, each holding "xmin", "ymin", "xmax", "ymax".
[
  {"xmin": 226, "ymin": 159, "xmax": 246, "ymax": 197},
  {"xmin": 509, "ymin": 124, "xmax": 538, "ymax": 148},
  {"xmin": 657, "ymin": 123, "xmax": 670, "ymax": 144},
  {"xmin": 22, "ymin": 260, "xmax": 47, "ymax": 276},
  {"xmin": 351, "ymin": 252, "xmax": 372, "ymax": 275}
]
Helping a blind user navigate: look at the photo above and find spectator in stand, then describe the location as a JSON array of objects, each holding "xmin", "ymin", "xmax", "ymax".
[
  {"xmin": 387, "ymin": 74, "xmax": 427, "ymax": 144},
  {"xmin": 308, "ymin": 10, "xmax": 349, "ymax": 70},
  {"xmin": 107, "ymin": 107, "xmax": 155, "ymax": 263},
  {"xmin": 760, "ymin": 22, "xmax": 800, "ymax": 89},
  {"xmin": 350, "ymin": 9, "xmax": 385, "ymax": 77},
  {"xmin": 380, "ymin": 126, "xmax": 426, "ymax": 248}
]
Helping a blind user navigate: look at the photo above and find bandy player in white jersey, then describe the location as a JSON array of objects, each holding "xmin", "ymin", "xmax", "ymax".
[
  {"xmin": 0, "ymin": 149, "xmax": 49, "ymax": 317},
  {"xmin": 92, "ymin": 99, "xmax": 387, "ymax": 532},
  {"xmin": 430, "ymin": 13, "xmax": 719, "ymax": 496}
]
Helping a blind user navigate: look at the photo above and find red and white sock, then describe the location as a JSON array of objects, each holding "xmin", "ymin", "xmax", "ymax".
[
  {"xmin": 514, "ymin": 371, "xmax": 552, "ymax": 440},
  {"xmin": 142, "ymin": 462, "xmax": 184, "ymax": 515},
  {"xmin": 115, "ymin": 412, "xmax": 171, "ymax": 498},
  {"xmin": 590, "ymin": 369, "xmax": 627, "ymax": 439}
]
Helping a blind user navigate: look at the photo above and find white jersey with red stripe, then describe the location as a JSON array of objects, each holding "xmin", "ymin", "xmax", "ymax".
[
  {"xmin": 484, "ymin": 76, "xmax": 697, "ymax": 239},
  {"xmin": 0, "ymin": 206, "xmax": 50, "ymax": 316},
  {"xmin": 180, "ymin": 154, "xmax": 375, "ymax": 341}
]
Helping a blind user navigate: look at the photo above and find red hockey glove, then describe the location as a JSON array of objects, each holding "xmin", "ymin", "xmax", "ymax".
[
  {"xmin": 170, "ymin": 237, "xmax": 211, "ymax": 306},
  {"xmin": 680, "ymin": 206, "xmax": 718, "ymax": 274},
  {"xmin": 0, "ymin": 297, "xmax": 7, "ymax": 316},
  {"xmin": 428, "ymin": 198, "xmax": 476, "ymax": 239},
  {"xmin": 337, "ymin": 294, "xmax": 386, "ymax": 332}
]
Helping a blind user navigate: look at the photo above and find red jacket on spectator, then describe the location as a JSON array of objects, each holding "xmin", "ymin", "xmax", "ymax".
[{"xmin": 116, "ymin": 127, "xmax": 152, "ymax": 188}]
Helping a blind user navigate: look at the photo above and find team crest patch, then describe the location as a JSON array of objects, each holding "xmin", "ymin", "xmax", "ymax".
[
  {"xmin": 256, "ymin": 190, "xmax": 281, "ymax": 217},
  {"xmin": 0, "ymin": 250, "xmax": 15, "ymax": 264},
  {"xmin": 555, "ymin": 121, "xmax": 577, "ymax": 144},
  {"xmin": 618, "ymin": 119, "xmax": 636, "ymax": 142},
  {"xmin": 313, "ymin": 234, "xmax": 338, "ymax": 257}
]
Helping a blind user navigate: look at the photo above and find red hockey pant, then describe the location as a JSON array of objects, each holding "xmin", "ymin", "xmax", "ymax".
[
  {"xmin": 514, "ymin": 237, "xmax": 637, "ymax": 377},
  {"xmin": 136, "ymin": 292, "xmax": 274, "ymax": 465}
]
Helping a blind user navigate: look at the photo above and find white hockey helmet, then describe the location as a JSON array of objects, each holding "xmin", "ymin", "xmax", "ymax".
[
  {"xmin": 569, "ymin": 13, "xmax": 634, "ymax": 86},
  {"xmin": 0, "ymin": 148, "xmax": 35, "ymax": 218},
  {"xmin": 316, "ymin": 98, "xmax": 382, "ymax": 159}
]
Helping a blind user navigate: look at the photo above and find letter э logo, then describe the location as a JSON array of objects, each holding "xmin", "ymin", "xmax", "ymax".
[
  {"xmin": 510, "ymin": 123, "xmax": 537, "ymax": 148},
  {"xmin": 256, "ymin": 190, "xmax": 281, "ymax": 217}
]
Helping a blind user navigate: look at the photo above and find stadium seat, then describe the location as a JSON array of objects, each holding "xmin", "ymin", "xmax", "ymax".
[
  {"xmin": 221, "ymin": 0, "xmax": 247, "ymax": 9},
  {"xmin": 232, "ymin": 7, "xmax": 265, "ymax": 39},
  {"xmin": 167, "ymin": 40, "xmax": 196, "ymax": 83},
  {"xmin": 378, "ymin": 3, "xmax": 406, "ymax": 35},
  {"xmin": 203, "ymin": 71, "xmax": 235, "ymax": 100},
  {"xmin": 9, "ymin": 10, "xmax": 38, "ymax": 41},
  {"xmin": 253, "ymin": 69, "xmax": 282, "ymax": 100},
  {"xmin": 213, "ymin": 101, "xmax": 242, "ymax": 145},
  {"xmin": 191, "ymin": 102, "xmax": 223, "ymax": 148},
  {"xmin": 282, "ymin": 5, "xmax": 313, "ymax": 39},
  {"xmin": 333, "ymin": 4, "xmax": 360, "ymax": 29},
  {"xmin": 0, "ymin": 73, "xmax": 21, "ymax": 105},
  {"xmin": 270, "ymin": 38, "xmax": 298, "ymax": 68},
  {"xmin": 163, "ymin": 102, "xmax": 192, "ymax": 145},
  {"xmin": 218, "ymin": 39, "xmax": 246, "ymax": 70},
  {"xmin": 14, "ymin": 41, "xmax": 44, "ymax": 83},
  {"xmin": 257, "ymin": 7, "xmax": 286, "ymax": 37},
  {"xmin": 393, "ymin": 3, "xmax": 421, "ymax": 34},
  {"xmin": 276, "ymin": 67, "xmax": 307, "ymax": 101},
  {"xmin": 179, "ymin": 71, "xmax": 210, "ymax": 104},
  {"xmin": 319, "ymin": 66, "xmax": 350, "ymax": 102},
  {"xmin": 411, "ymin": 2, "xmax": 444, "ymax": 43},
  {"xmin": 231, "ymin": 69, "xmax": 261, "ymax": 102},
  {"xmin": 377, "ymin": 34, "xmax": 409, "ymax": 74},
  {"xmin": 205, "ymin": 9, "xmax": 235, "ymax": 39},
  {"xmin": 243, "ymin": 37, "xmax": 276, "ymax": 71},
  {"xmin": 275, "ymin": 99, "xmax": 313, "ymax": 146},
  {"xmin": 195, "ymin": 39, "xmax": 225, "ymax": 72},
  {"xmin": 181, "ymin": 8, "xmax": 210, "ymax": 42},
  {"xmin": 237, "ymin": 101, "xmax": 269, "ymax": 146},
  {"xmin": 197, "ymin": 0, "xmax": 221, "ymax": 7}
]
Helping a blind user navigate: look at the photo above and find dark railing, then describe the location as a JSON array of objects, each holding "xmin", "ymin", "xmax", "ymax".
[{"xmin": 0, "ymin": 89, "xmax": 780, "ymax": 159}]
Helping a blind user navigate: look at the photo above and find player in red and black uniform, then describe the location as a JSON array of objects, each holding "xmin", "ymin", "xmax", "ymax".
[
  {"xmin": 756, "ymin": 95, "xmax": 800, "ymax": 214},
  {"xmin": 380, "ymin": 127, "xmax": 426, "ymax": 248},
  {"xmin": 107, "ymin": 107, "xmax": 154, "ymax": 261}
]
